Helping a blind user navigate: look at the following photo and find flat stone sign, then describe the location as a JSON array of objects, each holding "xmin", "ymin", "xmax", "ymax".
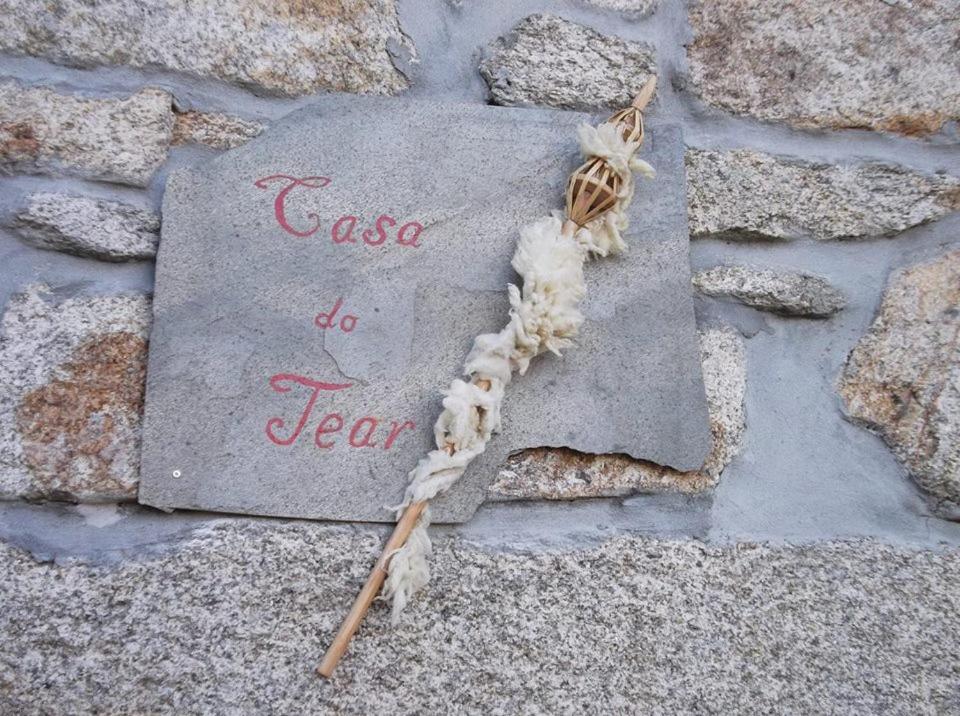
[{"xmin": 138, "ymin": 95, "xmax": 710, "ymax": 523}]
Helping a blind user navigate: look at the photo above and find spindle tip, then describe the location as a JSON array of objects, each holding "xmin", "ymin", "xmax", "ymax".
[{"xmin": 631, "ymin": 75, "xmax": 657, "ymax": 111}]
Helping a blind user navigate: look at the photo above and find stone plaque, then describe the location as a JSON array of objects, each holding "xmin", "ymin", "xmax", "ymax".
[{"xmin": 138, "ymin": 96, "xmax": 710, "ymax": 523}]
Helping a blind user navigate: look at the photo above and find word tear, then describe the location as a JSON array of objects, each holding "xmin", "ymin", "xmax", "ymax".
[{"xmin": 265, "ymin": 373, "xmax": 416, "ymax": 451}]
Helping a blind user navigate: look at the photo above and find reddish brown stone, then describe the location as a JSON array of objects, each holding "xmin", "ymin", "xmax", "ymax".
[
  {"xmin": 0, "ymin": 122, "xmax": 40, "ymax": 163},
  {"xmin": 172, "ymin": 109, "xmax": 265, "ymax": 150},
  {"xmin": 687, "ymin": 0, "xmax": 960, "ymax": 136},
  {"xmin": 496, "ymin": 447, "xmax": 714, "ymax": 500},
  {"xmin": 839, "ymin": 250, "xmax": 960, "ymax": 518},
  {"xmin": 16, "ymin": 332, "xmax": 147, "ymax": 501}
]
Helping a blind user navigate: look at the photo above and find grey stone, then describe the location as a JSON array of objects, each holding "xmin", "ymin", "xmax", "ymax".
[
  {"xmin": 694, "ymin": 265, "xmax": 846, "ymax": 317},
  {"xmin": 686, "ymin": 0, "xmax": 960, "ymax": 136},
  {"xmin": 12, "ymin": 192, "xmax": 159, "ymax": 262},
  {"xmin": 697, "ymin": 325, "xmax": 747, "ymax": 478},
  {"xmin": 0, "ymin": 0, "xmax": 413, "ymax": 98},
  {"xmin": 687, "ymin": 149, "xmax": 960, "ymax": 242},
  {"xmin": 2, "ymin": 520, "xmax": 960, "ymax": 713},
  {"xmin": 480, "ymin": 14, "xmax": 657, "ymax": 111},
  {"xmin": 579, "ymin": 0, "xmax": 657, "ymax": 17},
  {"xmin": 490, "ymin": 326, "xmax": 746, "ymax": 499},
  {"xmin": 839, "ymin": 250, "xmax": 960, "ymax": 519},
  {"xmin": 137, "ymin": 95, "xmax": 710, "ymax": 524},
  {"xmin": 0, "ymin": 285, "xmax": 151, "ymax": 502},
  {"xmin": 172, "ymin": 110, "xmax": 266, "ymax": 151},
  {"xmin": 0, "ymin": 81, "xmax": 172, "ymax": 187}
]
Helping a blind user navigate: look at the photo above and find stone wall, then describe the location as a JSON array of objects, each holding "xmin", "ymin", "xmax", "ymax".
[{"xmin": 1, "ymin": 0, "xmax": 959, "ymax": 711}]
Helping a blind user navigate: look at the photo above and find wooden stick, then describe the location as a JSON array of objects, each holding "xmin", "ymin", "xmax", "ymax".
[
  {"xmin": 631, "ymin": 75, "xmax": 657, "ymax": 111},
  {"xmin": 317, "ymin": 379, "xmax": 492, "ymax": 678},
  {"xmin": 316, "ymin": 499, "xmax": 427, "ymax": 678}
]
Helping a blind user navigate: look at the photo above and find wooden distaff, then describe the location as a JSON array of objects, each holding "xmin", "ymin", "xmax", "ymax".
[
  {"xmin": 316, "ymin": 382, "xmax": 486, "ymax": 679},
  {"xmin": 317, "ymin": 76, "xmax": 656, "ymax": 679}
]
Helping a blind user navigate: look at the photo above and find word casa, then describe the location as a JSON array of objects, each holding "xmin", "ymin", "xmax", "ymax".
[
  {"xmin": 264, "ymin": 373, "xmax": 416, "ymax": 451},
  {"xmin": 254, "ymin": 174, "xmax": 423, "ymax": 247}
]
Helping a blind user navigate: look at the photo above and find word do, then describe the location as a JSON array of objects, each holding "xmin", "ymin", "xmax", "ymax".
[
  {"xmin": 264, "ymin": 373, "xmax": 416, "ymax": 451},
  {"xmin": 254, "ymin": 174, "xmax": 423, "ymax": 248},
  {"xmin": 315, "ymin": 297, "xmax": 357, "ymax": 333}
]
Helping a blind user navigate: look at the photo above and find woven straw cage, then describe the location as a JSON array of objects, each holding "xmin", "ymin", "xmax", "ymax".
[
  {"xmin": 565, "ymin": 103, "xmax": 647, "ymax": 227},
  {"xmin": 608, "ymin": 106, "xmax": 644, "ymax": 145},
  {"xmin": 565, "ymin": 157, "xmax": 621, "ymax": 227}
]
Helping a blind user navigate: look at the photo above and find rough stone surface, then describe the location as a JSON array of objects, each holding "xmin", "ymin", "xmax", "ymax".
[
  {"xmin": 696, "ymin": 326, "xmax": 747, "ymax": 477},
  {"xmin": 2, "ymin": 521, "xmax": 960, "ymax": 713},
  {"xmin": 0, "ymin": 81, "xmax": 172, "ymax": 187},
  {"xmin": 686, "ymin": 0, "xmax": 960, "ymax": 136},
  {"xmin": 11, "ymin": 192, "xmax": 160, "ymax": 261},
  {"xmin": 493, "ymin": 448, "xmax": 713, "ymax": 500},
  {"xmin": 0, "ymin": 285, "xmax": 151, "ymax": 502},
  {"xmin": 480, "ymin": 14, "xmax": 657, "ymax": 111},
  {"xmin": 138, "ymin": 97, "xmax": 710, "ymax": 523},
  {"xmin": 694, "ymin": 265, "xmax": 846, "ymax": 318},
  {"xmin": 687, "ymin": 149, "xmax": 960, "ymax": 242},
  {"xmin": 840, "ymin": 250, "xmax": 960, "ymax": 519},
  {"xmin": 580, "ymin": 0, "xmax": 657, "ymax": 16},
  {"xmin": 491, "ymin": 326, "xmax": 746, "ymax": 499},
  {"xmin": 0, "ymin": 0, "xmax": 412, "ymax": 98},
  {"xmin": 172, "ymin": 110, "xmax": 265, "ymax": 150}
]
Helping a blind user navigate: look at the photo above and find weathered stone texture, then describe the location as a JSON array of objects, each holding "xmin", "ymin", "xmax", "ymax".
[
  {"xmin": 172, "ymin": 110, "xmax": 265, "ymax": 150},
  {"xmin": 694, "ymin": 265, "xmax": 846, "ymax": 317},
  {"xmin": 0, "ymin": 82, "xmax": 172, "ymax": 187},
  {"xmin": 493, "ymin": 447, "xmax": 713, "ymax": 500},
  {"xmin": 480, "ymin": 14, "xmax": 656, "ymax": 111},
  {"xmin": 697, "ymin": 326, "xmax": 747, "ymax": 478},
  {"xmin": 0, "ymin": 0, "xmax": 413, "ymax": 97},
  {"xmin": 580, "ymin": 0, "xmax": 657, "ymax": 16},
  {"xmin": 2, "ymin": 521, "xmax": 959, "ymax": 713},
  {"xmin": 687, "ymin": 149, "xmax": 960, "ymax": 242},
  {"xmin": 686, "ymin": 0, "xmax": 960, "ymax": 136},
  {"xmin": 491, "ymin": 327, "xmax": 746, "ymax": 499},
  {"xmin": 12, "ymin": 193, "xmax": 160, "ymax": 261},
  {"xmin": 0, "ymin": 286, "xmax": 150, "ymax": 502},
  {"xmin": 840, "ymin": 250, "xmax": 960, "ymax": 519}
]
